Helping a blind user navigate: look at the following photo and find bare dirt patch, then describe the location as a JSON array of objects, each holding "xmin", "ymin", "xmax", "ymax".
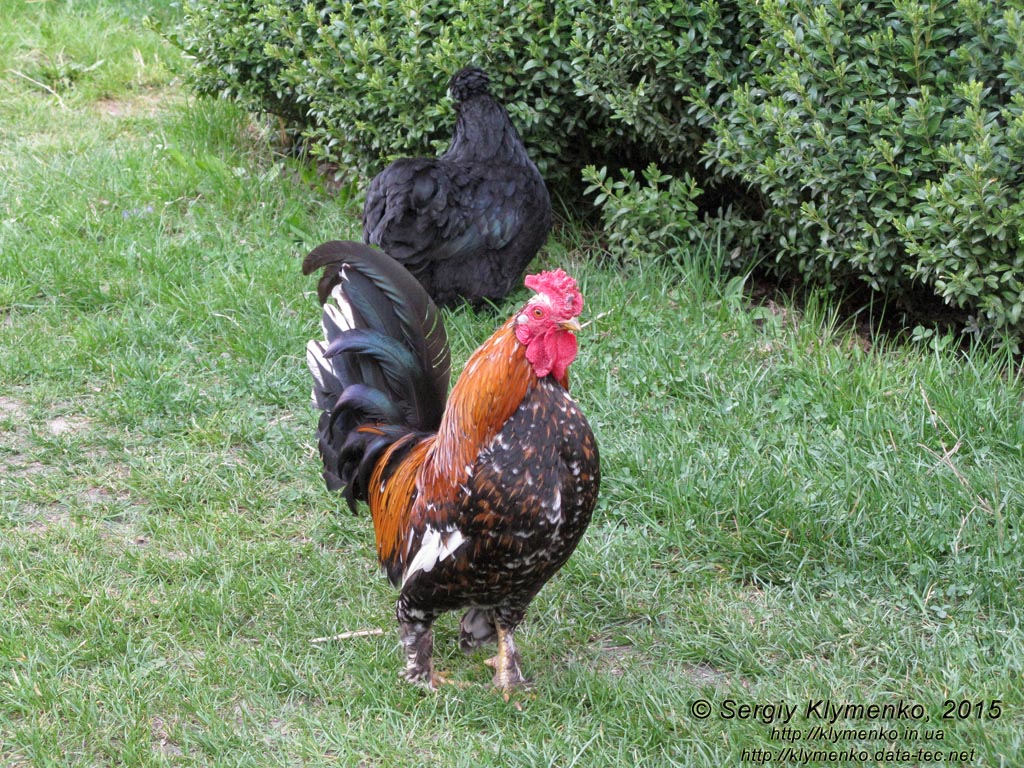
[
  {"xmin": 0, "ymin": 396, "xmax": 30, "ymax": 420},
  {"xmin": 150, "ymin": 715, "xmax": 187, "ymax": 758},
  {"xmin": 2, "ymin": 396, "xmax": 44, "ymax": 478},
  {"xmin": 0, "ymin": 746, "xmax": 32, "ymax": 768},
  {"xmin": 46, "ymin": 415, "xmax": 92, "ymax": 436},
  {"xmin": 12, "ymin": 503, "xmax": 73, "ymax": 534},
  {"xmin": 680, "ymin": 660, "xmax": 734, "ymax": 688},
  {"xmin": 2, "ymin": 396, "xmax": 92, "ymax": 476},
  {"xmin": 2, "ymin": 394, "xmax": 142, "ymax": 533},
  {"xmin": 3, "ymin": 454, "xmax": 47, "ymax": 478},
  {"xmin": 93, "ymin": 89, "xmax": 179, "ymax": 120}
]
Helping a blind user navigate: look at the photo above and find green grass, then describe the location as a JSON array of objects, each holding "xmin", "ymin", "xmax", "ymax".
[{"xmin": 2, "ymin": 1, "xmax": 1023, "ymax": 765}]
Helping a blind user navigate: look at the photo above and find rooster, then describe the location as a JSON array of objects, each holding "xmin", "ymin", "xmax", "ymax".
[
  {"xmin": 303, "ymin": 240, "xmax": 599, "ymax": 690},
  {"xmin": 362, "ymin": 67, "xmax": 552, "ymax": 307}
]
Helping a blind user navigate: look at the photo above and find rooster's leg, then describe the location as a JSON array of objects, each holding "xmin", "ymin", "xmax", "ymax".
[
  {"xmin": 398, "ymin": 618, "xmax": 444, "ymax": 689},
  {"xmin": 485, "ymin": 620, "xmax": 527, "ymax": 690}
]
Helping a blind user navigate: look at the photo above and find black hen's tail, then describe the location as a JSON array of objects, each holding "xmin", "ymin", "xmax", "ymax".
[{"xmin": 303, "ymin": 241, "xmax": 451, "ymax": 511}]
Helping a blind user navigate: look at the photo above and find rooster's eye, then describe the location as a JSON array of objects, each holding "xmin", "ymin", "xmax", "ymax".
[{"xmin": 532, "ymin": 307, "xmax": 545, "ymax": 319}]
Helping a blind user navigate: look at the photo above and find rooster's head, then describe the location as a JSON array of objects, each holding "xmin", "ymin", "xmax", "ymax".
[{"xmin": 515, "ymin": 269, "xmax": 584, "ymax": 381}]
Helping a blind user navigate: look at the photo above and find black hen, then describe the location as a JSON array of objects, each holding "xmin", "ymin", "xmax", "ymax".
[{"xmin": 362, "ymin": 67, "xmax": 552, "ymax": 307}]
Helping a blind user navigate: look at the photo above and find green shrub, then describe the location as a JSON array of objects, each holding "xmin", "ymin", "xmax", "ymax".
[
  {"xmin": 174, "ymin": 0, "xmax": 617, "ymax": 195},
  {"xmin": 568, "ymin": 0, "xmax": 766, "ymax": 278},
  {"xmin": 582, "ymin": 163, "xmax": 703, "ymax": 261},
  {"xmin": 171, "ymin": 0, "xmax": 307, "ymax": 124},
  {"xmin": 897, "ymin": 82, "xmax": 1024, "ymax": 336},
  {"xmin": 569, "ymin": 0, "xmax": 760, "ymax": 169},
  {"xmin": 695, "ymin": 0, "xmax": 1024, "ymax": 343}
]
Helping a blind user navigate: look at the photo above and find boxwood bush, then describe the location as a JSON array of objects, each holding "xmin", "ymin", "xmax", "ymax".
[
  {"xmin": 176, "ymin": 0, "xmax": 621, "ymax": 195},
  {"xmin": 171, "ymin": 0, "xmax": 1024, "ymax": 344},
  {"xmin": 695, "ymin": 0, "xmax": 1024, "ymax": 344},
  {"xmin": 569, "ymin": 0, "xmax": 761, "ymax": 169},
  {"xmin": 170, "ymin": 0, "xmax": 307, "ymax": 125}
]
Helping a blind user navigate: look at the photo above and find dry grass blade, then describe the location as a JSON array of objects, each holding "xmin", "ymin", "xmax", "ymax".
[{"xmin": 310, "ymin": 628, "xmax": 386, "ymax": 644}]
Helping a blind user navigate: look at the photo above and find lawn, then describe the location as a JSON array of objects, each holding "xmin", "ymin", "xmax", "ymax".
[{"xmin": 1, "ymin": 1, "xmax": 1022, "ymax": 766}]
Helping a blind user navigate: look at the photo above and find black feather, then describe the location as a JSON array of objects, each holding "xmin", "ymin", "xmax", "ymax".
[
  {"xmin": 331, "ymin": 384, "xmax": 404, "ymax": 426},
  {"xmin": 362, "ymin": 66, "xmax": 552, "ymax": 307}
]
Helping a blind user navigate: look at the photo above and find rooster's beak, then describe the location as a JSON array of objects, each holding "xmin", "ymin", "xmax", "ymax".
[{"xmin": 560, "ymin": 318, "xmax": 582, "ymax": 333}]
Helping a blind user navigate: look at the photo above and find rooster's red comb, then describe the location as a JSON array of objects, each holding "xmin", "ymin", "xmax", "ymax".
[{"xmin": 524, "ymin": 269, "xmax": 583, "ymax": 316}]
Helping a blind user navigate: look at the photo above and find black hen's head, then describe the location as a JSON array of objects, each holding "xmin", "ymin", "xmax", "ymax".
[{"xmin": 448, "ymin": 67, "xmax": 491, "ymax": 104}]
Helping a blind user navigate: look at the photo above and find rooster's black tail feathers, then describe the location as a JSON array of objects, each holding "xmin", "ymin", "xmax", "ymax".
[{"xmin": 304, "ymin": 241, "xmax": 450, "ymax": 510}]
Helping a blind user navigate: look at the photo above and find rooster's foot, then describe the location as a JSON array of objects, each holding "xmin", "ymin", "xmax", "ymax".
[{"xmin": 485, "ymin": 623, "xmax": 529, "ymax": 691}]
